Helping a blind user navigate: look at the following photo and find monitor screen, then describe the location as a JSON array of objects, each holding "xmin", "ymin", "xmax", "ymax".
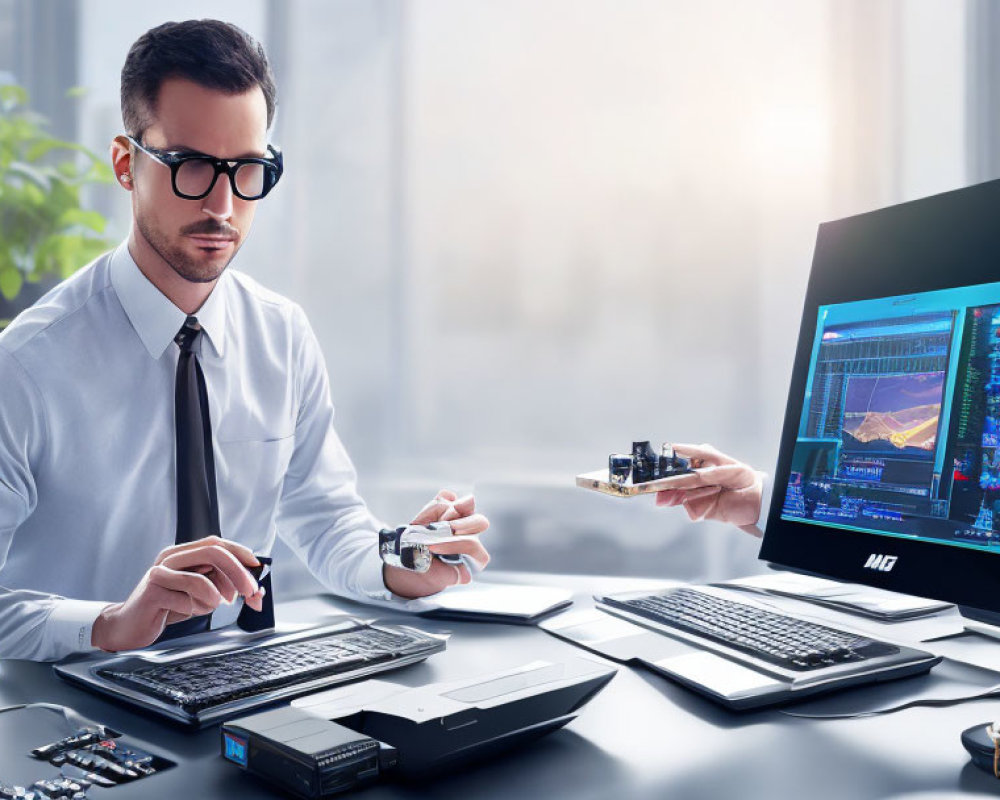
[{"xmin": 761, "ymin": 178, "xmax": 1000, "ymax": 615}]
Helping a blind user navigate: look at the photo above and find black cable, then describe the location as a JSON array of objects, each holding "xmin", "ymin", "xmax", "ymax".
[
  {"xmin": 0, "ymin": 702, "xmax": 113, "ymax": 735},
  {"xmin": 779, "ymin": 682, "xmax": 1000, "ymax": 720}
]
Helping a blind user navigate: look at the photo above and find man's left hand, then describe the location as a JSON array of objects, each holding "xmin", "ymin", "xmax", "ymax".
[{"xmin": 383, "ymin": 490, "xmax": 490, "ymax": 598}]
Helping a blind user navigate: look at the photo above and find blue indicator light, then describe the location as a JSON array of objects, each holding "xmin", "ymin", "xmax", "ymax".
[{"xmin": 224, "ymin": 732, "xmax": 248, "ymax": 766}]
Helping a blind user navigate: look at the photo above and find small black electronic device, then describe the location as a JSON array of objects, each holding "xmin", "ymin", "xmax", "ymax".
[
  {"xmin": 222, "ymin": 707, "xmax": 394, "ymax": 799},
  {"xmin": 962, "ymin": 721, "xmax": 1000, "ymax": 778},
  {"xmin": 234, "ymin": 555, "xmax": 274, "ymax": 632},
  {"xmin": 55, "ymin": 619, "xmax": 445, "ymax": 727}
]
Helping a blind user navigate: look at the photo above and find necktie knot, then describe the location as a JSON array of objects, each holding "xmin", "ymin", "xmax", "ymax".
[{"xmin": 175, "ymin": 316, "xmax": 202, "ymax": 353}]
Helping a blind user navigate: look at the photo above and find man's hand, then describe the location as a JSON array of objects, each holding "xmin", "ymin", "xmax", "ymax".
[
  {"xmin": 383, "ymin": 490, "xmax": 490, "ymax": 599},
  {"xmin": 654, "ymin": 444, "xmax": 765, "ymax": 536},
  {"xmin": 91, "ymin": 536, "xmax": 266, "ymax": 652}
]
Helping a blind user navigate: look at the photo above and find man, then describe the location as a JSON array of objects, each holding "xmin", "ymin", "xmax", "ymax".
[{"xmin": 0, "ymin": 19, "xmax": 488, "ymax": 661}]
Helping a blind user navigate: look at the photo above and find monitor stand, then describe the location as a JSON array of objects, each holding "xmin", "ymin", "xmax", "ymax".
[{"xmin": 960, "ymin": 606, "xmax": 1000, "ymax": 640}]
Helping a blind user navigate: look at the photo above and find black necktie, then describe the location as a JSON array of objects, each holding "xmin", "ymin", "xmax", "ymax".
[
  {"xmin": 160, "ymin": 316, "xmax": 274, "ymax": 642},
  {"xmin": 174, "ymin": 316, "xmax": 220, "ymax": 544},
  {"xmin": 159, "ymin": 316, "xmax": 219, "ymax": 641}
]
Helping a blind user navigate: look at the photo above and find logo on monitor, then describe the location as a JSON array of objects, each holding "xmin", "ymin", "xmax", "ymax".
[{"xmin": 864, "ymin": 553, "xmax": 898, "ymax": 572}]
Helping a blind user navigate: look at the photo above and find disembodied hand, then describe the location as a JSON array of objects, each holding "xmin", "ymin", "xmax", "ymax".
[
  {"xmin": 91, "ymin": 536, "xmax": 265, "ymax": 652},
  {"xmin": 383, "ymin": 490, "xmax": 490, "ymax": 598},
  {"xmin": 654, "ymin": 444, "xmax": 765, "ymax": 536}
]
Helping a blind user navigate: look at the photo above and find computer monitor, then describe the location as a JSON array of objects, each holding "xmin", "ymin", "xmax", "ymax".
[{"xmin": 760, "ymin": 178, "xmax": 1000, "ymax": 623}]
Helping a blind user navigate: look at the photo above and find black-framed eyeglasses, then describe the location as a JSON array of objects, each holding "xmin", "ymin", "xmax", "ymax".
[{"xmin": 126, "ymin": 135, "xmax": 284, "ymax": 201}]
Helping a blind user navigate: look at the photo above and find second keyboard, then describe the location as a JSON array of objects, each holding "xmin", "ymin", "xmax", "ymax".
[{"xmin": 601, "ymin": 587, "xmax": 899, "ymax": 672}]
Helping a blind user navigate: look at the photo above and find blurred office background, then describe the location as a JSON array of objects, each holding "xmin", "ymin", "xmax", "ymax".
[{"xmin": 1, "ymin": 0, "xmax": 993, "ymax": 585}]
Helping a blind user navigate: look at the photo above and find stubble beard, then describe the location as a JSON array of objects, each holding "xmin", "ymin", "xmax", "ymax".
[{"xmin": 136, "ymin": 213, "xmax": 241, "ymax": 285}]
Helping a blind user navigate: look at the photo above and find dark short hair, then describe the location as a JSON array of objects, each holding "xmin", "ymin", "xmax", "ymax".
[{"xmin": 121, "ymin": 19, "xmax": 277, "ymax": 137}]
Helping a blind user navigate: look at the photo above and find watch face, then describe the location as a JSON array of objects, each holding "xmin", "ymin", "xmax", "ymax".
[
  {"xmin": 379, "ymin": 527, "xmax": 433, "ymax": 572},
  {"xmin": 404, "ymin": 545, "xmax": 433, "ymax": 573}
]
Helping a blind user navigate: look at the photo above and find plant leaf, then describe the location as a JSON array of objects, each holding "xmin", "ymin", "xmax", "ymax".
[
  {"xmin": 0, "ymin": 82, "xmax": 112, "ymax": 288},
  {"xmin": 0, "ymin": 84, "xmax": 28, "ymax": 112},
  {"xmin": 6, "ymin": 162, "xmax": 53, "ymax": 192},
  {"xmin": 57, "ymin": 208, "xmax": 106, "ymax": 234},
  {"xmin": 0, "ymin": 267, "xmax": 23, "ymax": 300}
]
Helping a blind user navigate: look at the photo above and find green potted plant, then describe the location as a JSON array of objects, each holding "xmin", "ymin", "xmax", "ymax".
[{"xmin": 0, "ymin": 83, "xmax": 114, "ymax": 329}]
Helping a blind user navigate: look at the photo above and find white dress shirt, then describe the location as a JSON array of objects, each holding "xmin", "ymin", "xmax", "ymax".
[{"xmin": 0, "ymin": 242, "xmax": 391, "ymax": 661}]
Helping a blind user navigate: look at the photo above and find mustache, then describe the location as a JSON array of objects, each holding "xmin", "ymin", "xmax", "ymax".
[{"xmin": 181, "ymin": 220, "xmax": 240, "ymax": 239}]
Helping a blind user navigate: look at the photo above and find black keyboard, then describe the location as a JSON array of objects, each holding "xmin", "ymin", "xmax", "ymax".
[
  {"xmin": 602, "ymin": 588, "xmax": 899, "ymax": 672},
  {"xmin": 97, "ymin": 622, "xmax": 442, "ymax": 716}
]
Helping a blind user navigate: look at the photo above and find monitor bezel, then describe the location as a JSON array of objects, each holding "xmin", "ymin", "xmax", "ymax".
[{"xmin": 760, "ymin": 178, "xmax": 1000, "ymax": 614}]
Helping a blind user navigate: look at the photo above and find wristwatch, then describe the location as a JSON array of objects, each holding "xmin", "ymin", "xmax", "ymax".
[{"xmin": 378, "ymin": 522, "xmax": 453, "ymax": 573}]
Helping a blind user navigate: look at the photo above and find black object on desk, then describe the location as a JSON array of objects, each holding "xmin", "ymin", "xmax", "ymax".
[
  {"xmin": 235, "ymin": 556, "xmax": 274, "ymax": 632},
  {"xmin": 222, "ymin": 707, "xmax": 391, "ymax": 798},
  {"xmin": 962, "ymin": 722, "xmax": 1000, "ymax": 778},
  {"xmin": 222, "ymin": 656, "xmax": 616, "ymax": 796}
]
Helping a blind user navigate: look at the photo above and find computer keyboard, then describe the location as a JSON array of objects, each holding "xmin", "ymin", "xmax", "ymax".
[
  {"xmin": 90, "ymin": 621, "xmax": 444, "ymax": 725},
  {"xmin": 601, "ymin": 587, "xmax": 899, "ymax": 672}
]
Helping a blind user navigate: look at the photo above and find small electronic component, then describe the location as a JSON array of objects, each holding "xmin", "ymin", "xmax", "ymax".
[
  {"xmin": 379, "ymin": 523, "xmax": 455, "ymax": 573},
  {"xmin": 30, "ymin": 776, "xmax": 88, "ymax": 799},
  {"xmin": 29, "ymin": 727, "xmax": 172, "ymax": 788},
  {"xmin": 30, "ymin": 732, "xmax": 104, "ymax": 761},
  {"xmin": 609, "ymin": 441, "xmax": 693, "ymax": 486}
]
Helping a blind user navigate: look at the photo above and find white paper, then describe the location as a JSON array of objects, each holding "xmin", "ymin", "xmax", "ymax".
[
  {"xmin": 725, "ymin": 573, "xmax": 952, "ymax": 617},
  {"xmin": 403, "ymin": 582, "xmax": 572, "ymax": 618}
]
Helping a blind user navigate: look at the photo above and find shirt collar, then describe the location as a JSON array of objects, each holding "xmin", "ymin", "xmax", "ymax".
[{"xmin": 110, "ymin": 241, "xmax": 228, "ymax": 359}]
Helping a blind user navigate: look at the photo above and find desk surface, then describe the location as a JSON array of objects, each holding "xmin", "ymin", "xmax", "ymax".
[{"xmin": 3, "ymin": 573, "xmax": 1000, "ymax": 800}]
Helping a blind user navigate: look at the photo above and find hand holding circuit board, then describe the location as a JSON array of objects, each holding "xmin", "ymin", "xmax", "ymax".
[{"xmin": 577, "ymin": 441, "xmax": 765, "ymax": 536}]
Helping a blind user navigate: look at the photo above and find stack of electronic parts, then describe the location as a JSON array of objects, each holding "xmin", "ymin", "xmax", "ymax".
[
  {"xmin": 32, "ymin": 729, "xmax": 170, "ymax": 786},
  {"xmin": 576, "ymin": 440, "xmax": 695, "ymax": 497},
  {"xmin": 608, "ymin": 440, "xmax": 693, "ymax": 486},
  {"xmin": 0, "ymin": 712, "xmax": 172, "ymax": 799}
]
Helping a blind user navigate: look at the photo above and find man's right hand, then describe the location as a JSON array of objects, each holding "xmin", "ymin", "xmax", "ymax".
[
  {"xmin": 91, "ymin": 536, "xmax": 265, "ymax": 652},
  {"xmin": 654, "ymin": 443, "xmax": 766, "ymax": 536}
]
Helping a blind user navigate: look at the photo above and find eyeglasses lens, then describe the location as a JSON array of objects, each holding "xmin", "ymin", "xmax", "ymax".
[
  {"xmin": 175, "ymin": 160, "xmax": 216, "ymax": 197},
  {"xmin": 234, "ymin": 163, "xmax": 266, "ymax": 198}
]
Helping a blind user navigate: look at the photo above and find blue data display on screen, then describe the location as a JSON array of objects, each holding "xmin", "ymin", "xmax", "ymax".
[
  {"xmin": 781, "ymin": 280, "xmax": 1000, "ymax": 553},
  {"xmin": 223, "ymin": 732, "xmax": 248, "ymax": 766}
]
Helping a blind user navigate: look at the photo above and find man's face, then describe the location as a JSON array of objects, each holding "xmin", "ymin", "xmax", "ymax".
[{"xmin": 130, "ymin": 78, "xmax": 269, "ymax": 284}]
